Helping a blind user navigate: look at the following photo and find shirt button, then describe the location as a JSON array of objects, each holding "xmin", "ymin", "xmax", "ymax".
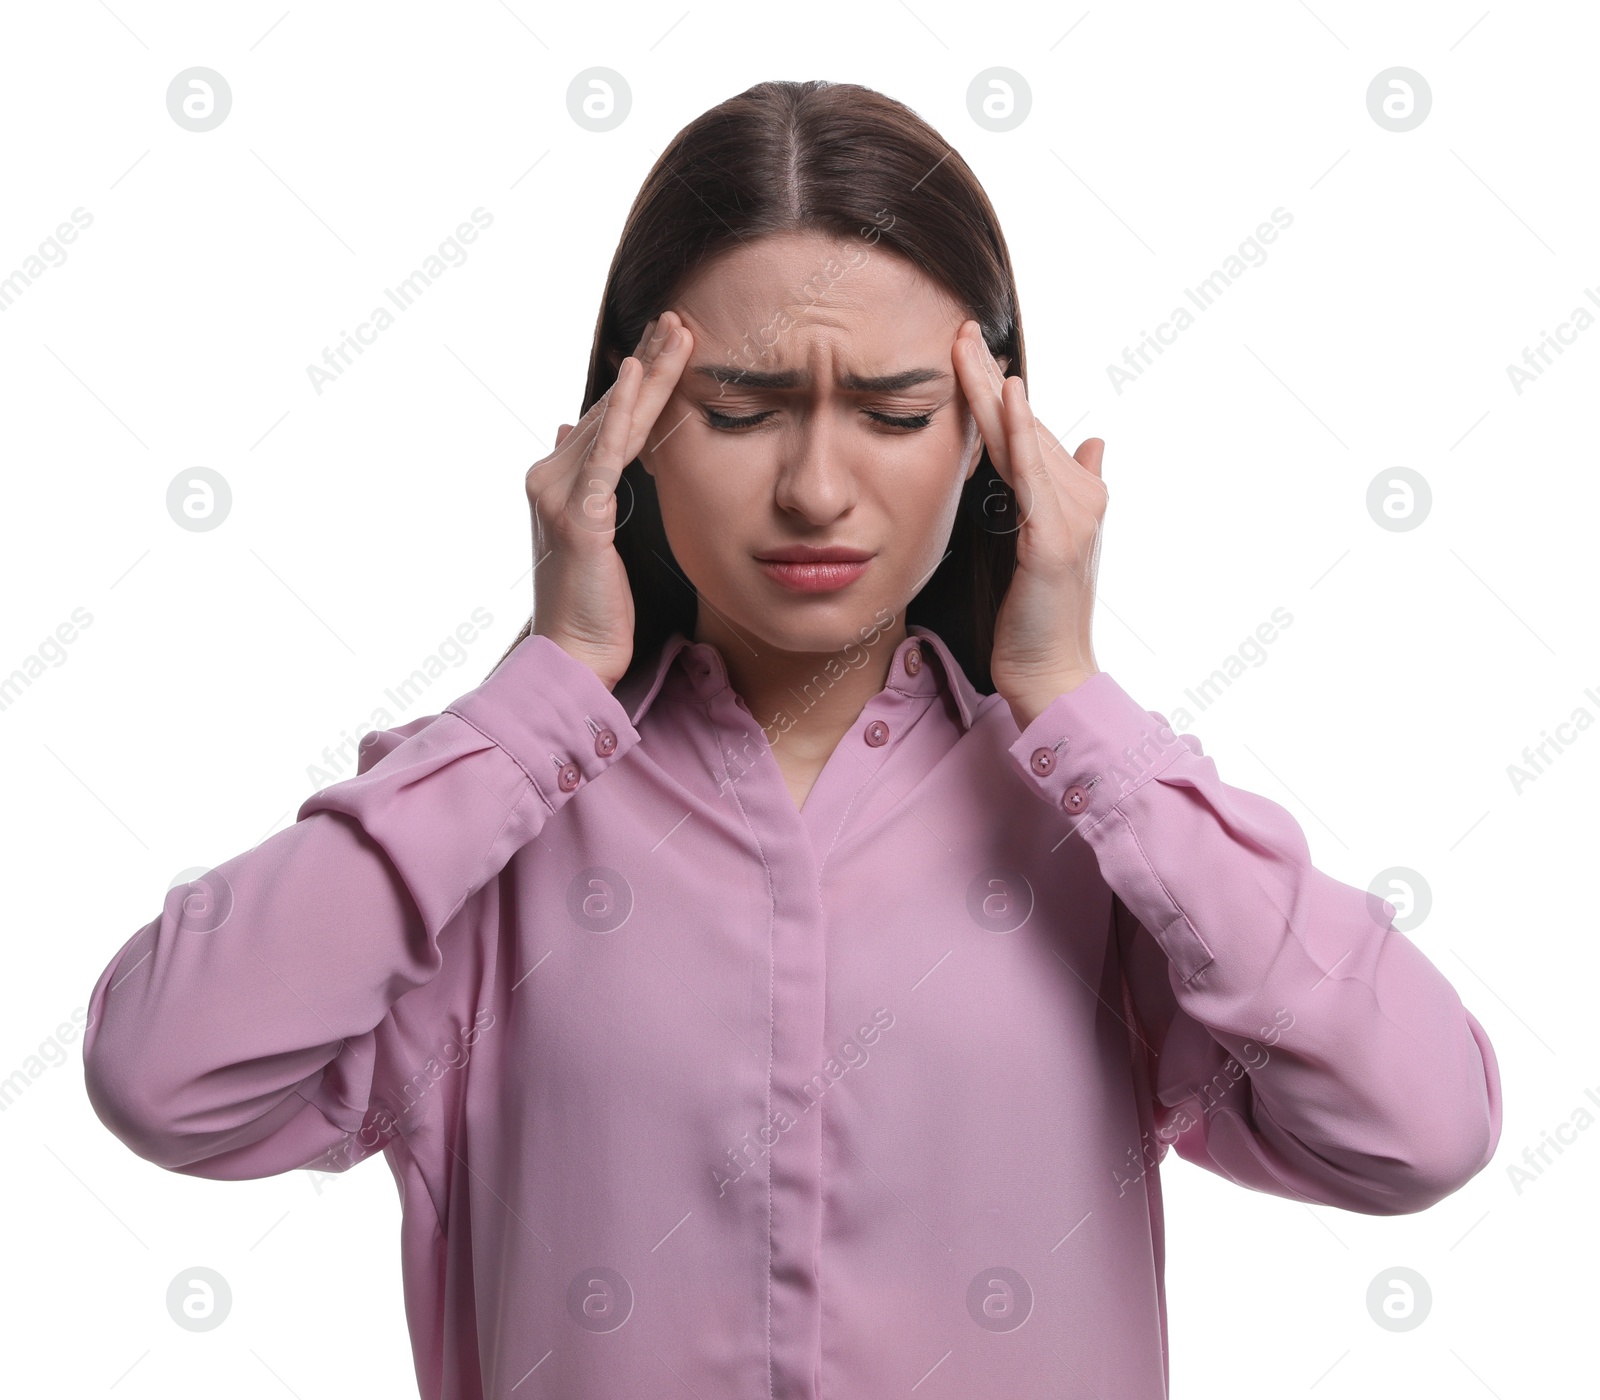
[
  {"xmin": 904, "ymin": 646, "xmax": 922, "ymax": 676},
  {"xmin": 1030, "ymin": 746, "xmax": 1056, "ymax": 776},
  {"xmin": 594, "ymin": 728, "xmax": 617, "ymax": 757},
  {"xmin": 1062, "ymin": 783, "xmax": 1089, "ymax": 814},
  {"xmin": 557, "ymin": 762, "xmax": 581, "ymax": 792},
  {"xmin": 864, "ymin": 719, "xmax": 889, "ymax": 747}
]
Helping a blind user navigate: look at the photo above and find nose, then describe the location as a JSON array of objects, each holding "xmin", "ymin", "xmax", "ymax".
[{"xmin": 772, "ymin": 408, "xmax": 859, "ymax": 525}]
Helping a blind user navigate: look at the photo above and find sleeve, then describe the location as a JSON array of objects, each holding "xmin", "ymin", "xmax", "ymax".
[
  {"xmin": 82, "ymin": 633, "xmax": 640, "ymax": 1180},
  {"xmin": 1007, "ymin": 672, "xmax": 1504, "ymax": 1215}
]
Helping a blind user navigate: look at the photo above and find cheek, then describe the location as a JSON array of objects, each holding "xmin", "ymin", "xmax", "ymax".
[
  {"xmin": 874, "ymin": 425, "xmax": 970, "ymax": 522},
  {"xmin": 651, "ymin": 447, "xmax": 762, "ymax": 569}
]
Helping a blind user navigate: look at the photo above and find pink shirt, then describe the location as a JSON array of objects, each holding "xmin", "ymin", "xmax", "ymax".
[{"xmin": 83, "ymin": 626, "xmax": 1502, "ymax": 1398}]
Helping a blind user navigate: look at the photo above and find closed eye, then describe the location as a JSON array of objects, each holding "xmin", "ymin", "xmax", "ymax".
[{"xmin": 704, "ymin": 408, "xmax": 935, "ymax": 432}]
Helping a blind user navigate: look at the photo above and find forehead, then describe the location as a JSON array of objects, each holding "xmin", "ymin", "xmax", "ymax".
[{"xmin": 669, "ymin": 229, "xmax": 965, "ymax": 355}]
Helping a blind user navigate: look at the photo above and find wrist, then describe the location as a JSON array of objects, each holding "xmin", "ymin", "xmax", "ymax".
[{"xmin": 1005, "ymin": 671, "xmax": 1100, "ymax": 731}]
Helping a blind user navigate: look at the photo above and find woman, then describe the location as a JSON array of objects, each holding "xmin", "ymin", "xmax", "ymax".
[{"xmin": 84, "ymin": 79, "xmax": 1502, "ymax": 1399}]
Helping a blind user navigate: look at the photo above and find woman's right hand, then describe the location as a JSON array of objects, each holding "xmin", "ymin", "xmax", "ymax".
[{"xmin": 527, "ymin": 310, "xmax": 695, "ymax": 690}]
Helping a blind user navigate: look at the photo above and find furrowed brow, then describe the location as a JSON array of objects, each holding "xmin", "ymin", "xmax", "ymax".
[{"xmin": 688, "ymin": 366, "xmax": 950, "ymax": 392}]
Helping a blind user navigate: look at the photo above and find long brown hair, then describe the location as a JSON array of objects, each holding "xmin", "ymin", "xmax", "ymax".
[{"xmin": 487, "ymin": 78, "xmax": 1026, "ymax": 694}]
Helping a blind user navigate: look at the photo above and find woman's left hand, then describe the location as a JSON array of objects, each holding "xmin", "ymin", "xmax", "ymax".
[{"xmin": 951, "ymin": 319, "xmax": 1108, "ymax": 732}]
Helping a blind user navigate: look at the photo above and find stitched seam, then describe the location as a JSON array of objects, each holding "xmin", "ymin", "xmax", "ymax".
[
  {"xmin": 441, "ymin": 789, "xmax": 538, "ymax": 933},
  {"xmin": 1079, "ymin": 734, "xmax": 1192, "ymax": 835},
  {"xmin": 1075, "ymin": 757, "xmax": 1180, "ymax": 838},
  {"xmin": 444, "ymin": 707, "xmax": 557, "ymax": 816},
  {"xmin": 712, "ymin": 709, "xmax": 780, "ymax": 1400},
  {"xmin": 1114, "ymin": 808, "xmax": 1216, "ymax": 983}
]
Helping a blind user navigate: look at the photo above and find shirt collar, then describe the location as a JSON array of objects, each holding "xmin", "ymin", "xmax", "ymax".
[{"xmin": 613, "ymin": 624, "xmax": 982, "ymax": 732}]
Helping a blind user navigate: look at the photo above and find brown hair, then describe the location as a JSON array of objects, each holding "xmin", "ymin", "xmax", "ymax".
[{"xmin": 487, "ymin": 78, "xmax": 1026, "ymax": 694}]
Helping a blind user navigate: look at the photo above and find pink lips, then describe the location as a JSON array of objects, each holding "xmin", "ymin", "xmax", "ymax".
[
  {"xmin": 754, "ymin": 546, "xmax": 874, "ymax": 594},
  {"xmin": 755, "ymin": 560, "xmax": 870, "ymax": 592}
]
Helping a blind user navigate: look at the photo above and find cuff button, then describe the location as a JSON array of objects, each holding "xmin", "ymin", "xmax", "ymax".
[
  {"xmin": 1029, "ymin": 746, "xmax": 1056, "ymax": 776},
  {"xmin": 595, "ymin": 728, "xmax": 618, "ymax": 757},
  {"xmin": 1062, "ymin": 784, "xmax": 1089, "ymax": 814},
  {"xmin": 557, "ymin": 762, "xmax": 582, "ymax": 792}
]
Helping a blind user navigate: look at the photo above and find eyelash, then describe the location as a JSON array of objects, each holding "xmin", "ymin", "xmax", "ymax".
[{"xmin": 704, "ymin": 408, "xmax": 934, "ymax": 432}]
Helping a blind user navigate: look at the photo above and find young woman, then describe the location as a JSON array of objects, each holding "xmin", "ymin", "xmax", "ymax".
[{"xmin": 84, "ymin": 79, "xmax": 1502, "ymax": 1400}]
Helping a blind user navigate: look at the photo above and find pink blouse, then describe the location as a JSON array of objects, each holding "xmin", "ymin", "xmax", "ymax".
[{"xmin": 83, "ymin": 626, "xmax": 1502, "ymax": 1398}]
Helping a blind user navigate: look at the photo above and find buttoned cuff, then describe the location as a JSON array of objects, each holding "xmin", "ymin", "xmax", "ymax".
[
  {"xmin": 445, "ymin": 633, "xmax": 641, "ymax": 814},
  {"xmin": 1007, "ymin": 672, "xmax": 1193, "ymax": 828}
]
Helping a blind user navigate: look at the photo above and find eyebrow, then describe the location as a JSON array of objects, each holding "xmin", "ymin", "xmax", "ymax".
[{"xmin": 688, "ymin": 365, "xmax": 951, "ymax": 393}]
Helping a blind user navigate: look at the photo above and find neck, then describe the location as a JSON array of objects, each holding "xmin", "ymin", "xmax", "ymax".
[{"xmin": 693, "ymin": 608, "xmax": 908, "ymax": 759}]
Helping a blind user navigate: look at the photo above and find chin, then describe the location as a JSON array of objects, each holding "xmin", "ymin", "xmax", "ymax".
[{"xmin": 720, "ymin": 596, "xmax": 900, "ymax": 659}]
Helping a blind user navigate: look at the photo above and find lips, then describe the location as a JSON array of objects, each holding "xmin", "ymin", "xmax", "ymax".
[
  {"xmin": 755, "ymin": 545, "xmax": 874, "ymax": 563},
  {"xmin": 754, "ymin": 546, "xmax": 874, "ymax": 594}
]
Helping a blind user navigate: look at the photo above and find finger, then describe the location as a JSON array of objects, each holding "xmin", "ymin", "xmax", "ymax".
[
  {"xmin": 532, "ymin": 362, "xmax": 634, "ymax": 494},
  {"xmin": 632, "ymin": 315, "xmax": 662, "ymax": 358},
  {"xmin": 953, "ymin": 325, "xmax": 1011, "ymax": 482},
  {"xmin": 537, "ymin": 315, "xmax": 687, "ymax": 501},
  {"xmin": 1002, "ymin": 375, "xmax": 1064, "ymax": 538},
  {"xmin": 566, "ymin": 354, "xmax": 643, "ymax": 524},
  {"xmin": 625, "ymin": 313, "xmax": 696, "ymax": 461},
  {"xmin": 1034, "ymin": 419, "xmax": 1105, "ymax": 484}
]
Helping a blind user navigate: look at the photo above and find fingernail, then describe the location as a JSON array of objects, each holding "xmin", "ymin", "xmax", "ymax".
[{"xmin": 663, "ymin": 327, "xmax": 681, "ymax": 351}]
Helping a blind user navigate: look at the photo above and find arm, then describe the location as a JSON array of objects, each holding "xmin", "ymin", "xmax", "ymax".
[
  {"xmin": 1008, "ymin": 672, "xmax": 1503, "ymax": 1215},
  {"xmin": 82, "ymin": 634, "xmax": 637, "ymax": 1179}
]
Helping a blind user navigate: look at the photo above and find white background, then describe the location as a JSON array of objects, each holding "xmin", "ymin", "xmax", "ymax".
[{"xmin": 2, "ymin": 1, "xmax": 1594, "ymax": 1395}]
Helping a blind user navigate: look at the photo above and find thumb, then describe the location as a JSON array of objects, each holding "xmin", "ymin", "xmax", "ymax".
[
  {"xmin": 1074, "ymin": 438, "xmax": 1106, "ymax": 478},
  {"xmin": 555, "ymin": 423, "xmax": 575, "ymax": 448}
]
